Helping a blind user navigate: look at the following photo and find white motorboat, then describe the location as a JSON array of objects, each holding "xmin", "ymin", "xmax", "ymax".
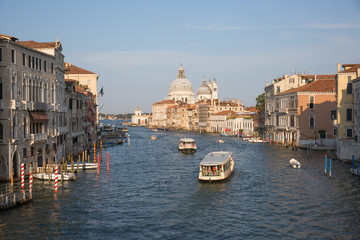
[
  {"xmin": 150, "ymin": 135, "xmax": 157, "ymax": 140},
  {"xmin": 67, "ymin": 162, "xmax": 98, "ymax": 172},
  {"xmin": 289, "ymin": 158, "xmax": 301, "ymax": 168},
  {"xmin": 178, "ymin": 138, "xmax": 196, "ymax": 153},
  {"xmin": 218, "ymin": 139, "xmax": 224, "ymax": 143},
  {"xmin": 33, "ymin": 172, "xmax": 76, "ymax": 181},
  {"xmin": 199, "ymin": 151, "xmax": 234, "ymax": 182}
]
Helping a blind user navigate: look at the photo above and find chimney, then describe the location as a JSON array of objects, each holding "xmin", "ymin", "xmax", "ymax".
[
  {"xmin": 266, "ymin": 82, "xmax": 269, "ymax": 86},
  {"xmin": 284, "ymin": 74, "xmax": 288, "ymax": 78},
  {"xmin": 314, "ymin": 75, "xmax": 317, "ymax": 81},
  {"xmin": 337, "ymin": 63, "xmax": 341, "ymax": 73}
]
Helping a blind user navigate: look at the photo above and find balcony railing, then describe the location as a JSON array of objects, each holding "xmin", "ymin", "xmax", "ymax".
[{"xmin": 34, "ymin": 133, "xmax": 47, "ymax": 142}]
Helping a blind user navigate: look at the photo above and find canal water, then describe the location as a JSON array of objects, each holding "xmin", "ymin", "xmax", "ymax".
[{"xmin": 1, "ymin": 126, "xmax": 360, "ymax": 239}]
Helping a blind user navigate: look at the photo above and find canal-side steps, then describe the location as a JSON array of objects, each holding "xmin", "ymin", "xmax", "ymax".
[{"xmin": 0, "ymin": 187, "xmax": 32, "ymax": 211}]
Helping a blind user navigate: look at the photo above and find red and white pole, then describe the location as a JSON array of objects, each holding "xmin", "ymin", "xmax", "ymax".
[
  {"xmin": 107, "ymin": 152, "xmax": 109, "ymax": 173},
  {"xmin": 54, "ymin": 165, "xmax": 58, "ymax": 193},
  {"xmin": 97, "ymin": 155, "xmax": 100, "ymax": 175},
  {"xmin": 21, "ymin": 163, "xmax": 24, "ymax": 190},
  {"xmin": 29, "ymin": 166, "xmax": 33, "ymax": 197}
]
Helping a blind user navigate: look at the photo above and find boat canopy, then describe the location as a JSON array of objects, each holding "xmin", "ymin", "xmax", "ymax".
[
  {"xmin": 200, "ymin": 151, "xmax": 232, "ymax": 166},
  {"xmin": 179, "ymin": 138, "xmax": 196, "ymax": 143}
]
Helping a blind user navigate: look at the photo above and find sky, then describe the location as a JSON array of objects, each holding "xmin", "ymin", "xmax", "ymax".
[{"xmin": 1, "ymin": 0, "xmax": 360, "ymax": 114}]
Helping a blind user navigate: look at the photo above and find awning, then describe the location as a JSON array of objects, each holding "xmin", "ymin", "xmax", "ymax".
[
  {"xmin": 225, "ymin": 128, "xmax": 231, "ymax": 132},
  {"xmin": 30, "ymin": 111, "xmax": 49, "ymax": 123}
]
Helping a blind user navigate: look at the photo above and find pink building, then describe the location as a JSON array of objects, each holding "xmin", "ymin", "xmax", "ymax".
[{"xmin": 274, "ymin": 75, "xmax": 336, "ymax": 147}]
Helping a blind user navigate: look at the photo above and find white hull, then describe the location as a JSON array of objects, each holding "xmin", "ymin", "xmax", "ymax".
[
  {"xmin": 199, "ymin": 152, "xmax": 234, "ymax": 182},
  {"xmin": 67, "ymin": 163, "xmax": 98, "ymax": 171},
  {"xmin": 289, "ymin": 159, "xmax": 301, "ymax": 168},
  {"xmin": 33, "ymin": 172, "xmax": 76, "ymax": 181},
  {"xmin": 178, "ymin": 138, "xmax": 196, "ymax": 153}
]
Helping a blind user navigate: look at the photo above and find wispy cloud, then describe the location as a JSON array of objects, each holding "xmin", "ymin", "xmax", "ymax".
[
  {"xmin": 184, "ymin": 23, "xmax": 360, "ymax": 31},
  {"xmin": 184, "ymin": 24, "xmax": 258, "ymax": 31}
]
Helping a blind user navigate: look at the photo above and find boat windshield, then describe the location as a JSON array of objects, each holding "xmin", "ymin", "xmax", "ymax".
[{"xmin": 200, "ymin": 164, "xmax": 222, "ymax": 176}]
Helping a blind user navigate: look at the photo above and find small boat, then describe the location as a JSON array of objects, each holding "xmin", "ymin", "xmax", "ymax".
[
  {"xmin": 33, "ymin": 172, "xmax": 76, "ymax": 181},
  {"xmin": 218, "ymin": 139, "xmax": 224, "ymax": 143},
  {"xmin": 67, "ymin": 162, "xmax": 98, "ymax": 172},
  {"xmin": 289, "ymin": 158, "xmax": 301, "ymax": 168},
  {"xmin": 150, "ymin": 135, "xmax": 157, "ymax": 140},
  {"xmin": 178, "ymin": 138, "xmax": 197, "ymax": 153},
  {"xmin": 199, "ymin": 151, "xmax": 234, "ymax": 182}
]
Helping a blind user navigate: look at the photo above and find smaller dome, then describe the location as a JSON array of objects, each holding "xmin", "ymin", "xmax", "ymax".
[{"xmin": 197, "ymin": 77, "xmax": 212, "ymax": 95}]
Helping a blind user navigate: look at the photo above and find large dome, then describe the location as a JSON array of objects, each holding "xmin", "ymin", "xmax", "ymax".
[
  {"xmin": 169, "ymin": 78, "xmax": 194, "ymax": 92},
  {"xmin": 167, "ymin": 65, "xmax": 195, "ymax": 103}
]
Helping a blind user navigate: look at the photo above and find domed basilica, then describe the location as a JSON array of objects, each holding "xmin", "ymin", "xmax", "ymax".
[{"xmin": 167, "ymin": 65, "xmax": 218, "ymax": 103}]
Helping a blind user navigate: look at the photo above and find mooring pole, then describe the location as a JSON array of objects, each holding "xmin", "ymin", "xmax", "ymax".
[
  {"xmin": 325, "ymin": 154, "xmax": 327, "ymax": 175},
  {"xmin": 107, "ymin": 152, "xmax": 109, "ymax": 173},
  {"xmin": 329, "ymin": 158, "xmax": 332, "ymax": 177},
  {"xmin": 352, "ymin": 155, "xmax": 355, "ymax": 173}
]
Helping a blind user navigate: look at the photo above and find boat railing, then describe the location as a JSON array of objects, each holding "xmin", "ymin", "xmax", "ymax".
[{"xmin": 201, "ymin": 171, "xmax": 222, "ymax": 177}]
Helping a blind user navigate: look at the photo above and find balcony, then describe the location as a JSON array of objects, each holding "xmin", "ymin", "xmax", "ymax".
[
  {"xmin": 27, "ymin": 102, "xmax": 33, "ymax": 110},
  {"xmin": 59, "ymin": 126, "xmax": 68, "ymax": 135},
  {"xmin": 34, "ymin": 133, "xmax": 47, "ymax": 142},
  {"xmin": 22, "ymin": 101, "xmax": 27, "ymax": 110},
  {"xmin": 33, "ymin": 102, "xmax": 47, "ymax": 111},
  {"xmin": 71, "ymin": 130, "xmax": 84, "ymax": 138}
]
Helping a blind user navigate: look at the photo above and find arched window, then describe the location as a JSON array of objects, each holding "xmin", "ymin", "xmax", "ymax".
[{"xmin": 309, "ymin": 96, "xmax": 314, "ymax": 110}]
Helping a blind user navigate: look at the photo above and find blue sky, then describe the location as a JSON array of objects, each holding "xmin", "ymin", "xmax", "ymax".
[{"xmin": 1, "ymin": 0, "xmax": 360, "ymax": 114}]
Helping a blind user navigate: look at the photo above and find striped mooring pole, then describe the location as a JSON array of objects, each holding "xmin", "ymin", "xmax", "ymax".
[
  {"xmin": 94, "ymin": 141, "xmax": 96, "ymax": 163},
  {"xmin": 329, "ymin": 158, "xmax": 332, "ymax": 177},
  {"xmin": 54, "ymin": 165, "xmax": 58, "ymax": 193},
  {"xmin": 29, "ymin": 166, "xmax": 33, "ymax": 198},
  {"xmin": 21, "ymin": 163, "xmax": 25, "ymax": 190}
]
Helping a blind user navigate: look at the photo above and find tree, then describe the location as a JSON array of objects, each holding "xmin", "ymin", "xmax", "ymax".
[{"xmin": 256, "ymin": 93, "xmax": 265, "ymax": 112}]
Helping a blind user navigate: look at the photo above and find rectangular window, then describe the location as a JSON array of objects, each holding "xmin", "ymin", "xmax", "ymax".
[
  {"xmin": 36, "ymin": 58, "xmax": 38, "ymax": 69},
  {"xmin": 22, "ymin": 53, "xmax": 26, "ymax": 66},
  {"xmin": 276, "ymin": 115, "xmax": 279, "ymax": 126},
  {"xmin": 333, "ymin": 128, "xmax": 337, "ymax": 136},
  {"xmin": 347, "ymin": 82, "xmax": 352, "ymax": 94},
  {"xmin": 276, "ymin": 86, "xmax": 280, "ymax": 93},
  {"xmin": 347, "ymin": 108, "xmax": 352, "ymax": 121},
  {"xmin": 28, "ymin": 56, "xmax": 31, "ymax": 68},
  {"xmin": 39, "ymin": 59, "xmax": 42, "ymax": 71},
  {"xmin": 51, "ymin": 63, "xmax": 54, "ymax": 74},
  {"xmin": 11, "ymin": 49, "xmax": 15, "ymax": 63},
  {"xmin": 331, "ymin": 109, "xmax": 337, "ymax": 120},
  {"xmin": 0, "ymin": 82, "xmax": 2, "ymax": 99},
  {"xmin": 44, "ymin": 61, "xmax": 47, "ymax": 72},
  {"xmin": 0, "ymin": 47, "xmax": 2, "ymax": 62},
  {"xmin": 32, "ymin": 57, "xmax": 35, "ymax": 69},
  {"xmin": 290, "ymin": 115, "xmax": 295, "ymax": 127},
  {"xmin": 309, "ymin": 115, "xmax": 315, "ymax": 128},
  {"xmin": 347, "ymin": 128, "xmax": 353, "ymax": 138}
]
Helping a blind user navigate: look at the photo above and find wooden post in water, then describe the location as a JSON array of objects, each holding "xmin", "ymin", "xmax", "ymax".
[
  {"xmin": 352, "ymin": 155, "xmax": 355, "ymax": 173},
  {"xmin": 100, "ymin": 140, "xmax": 103, "ymax": 162},
  {"xmin": 71, "ymin": 157, "xmax": 74, "ymax": 174},
  {"xmin": 325, "ymin": 154, "xmax": 327, "ymax": 175},
  {"xmin": 107, "ymin": 152, "xmax": 109, "ymax": 173},
  {"xmin": 48, "ymin": 165, "xmax": 51, "ymax": 184},
  {"xmin": 128, "ymin": 134, "xmax": 130, "ymax": 147},
  {"xmin": 97, "ymin": 155, "xmax": 100, "ymax": 175}
]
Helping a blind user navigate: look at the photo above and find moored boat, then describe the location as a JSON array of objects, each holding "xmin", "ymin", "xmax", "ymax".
[
  {"xmin": 289, "ymin": 158, "xmax": 301, "ymax": 168},
  {"xmin": 150, "ymin": 135, "xmax": 157, "ymax": 140},
  {"xmin": 33, "ymin": 172, "xmax": 76, "ymax": 181},
  {"xmin": 178, "ymin": 138, "xmax": 196, "ymax": 153},
  {"xmin": 199, "ymin": 151, "xmax": 234, "ymax": 182},
  {"xmin": 67, "ymin": 162, "xmax": 98, "ymax": 172}
]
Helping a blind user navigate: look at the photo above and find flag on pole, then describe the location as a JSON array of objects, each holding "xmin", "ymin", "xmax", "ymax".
[{"xmin": 99, "ymin": 87, "xmax": 104, "ymax": 96}]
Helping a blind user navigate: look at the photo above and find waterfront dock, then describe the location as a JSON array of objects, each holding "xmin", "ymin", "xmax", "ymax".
[{"xmin": 0, "ymin": 187, "xmax": 32, "ymax": 211}]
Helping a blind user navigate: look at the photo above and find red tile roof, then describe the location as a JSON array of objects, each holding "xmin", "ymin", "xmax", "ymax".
[
  {"xmin": 64, "ymin": 62, "xmax": 95, "ymax": 74},
  {"xmin": 17, "ymin": 40, "xmax": 57, "ymax": 48},
  {"xmin": 244, "ymin": 106, "xmax": 256, "ymax": 112},
  {"xmin": 154, "ymin": 99, "xmax": 176, "ymax": 105},
  {"xmin": 213, "ymin": 110, "xmax": 237, "ymax": 116},
  {"xmin": 339, "ymin": 64, "xmax": 360, "ymax": 73},
  {"xmin": 279, "ymin": 78, "xmax": 336, "ymax": 95}
]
